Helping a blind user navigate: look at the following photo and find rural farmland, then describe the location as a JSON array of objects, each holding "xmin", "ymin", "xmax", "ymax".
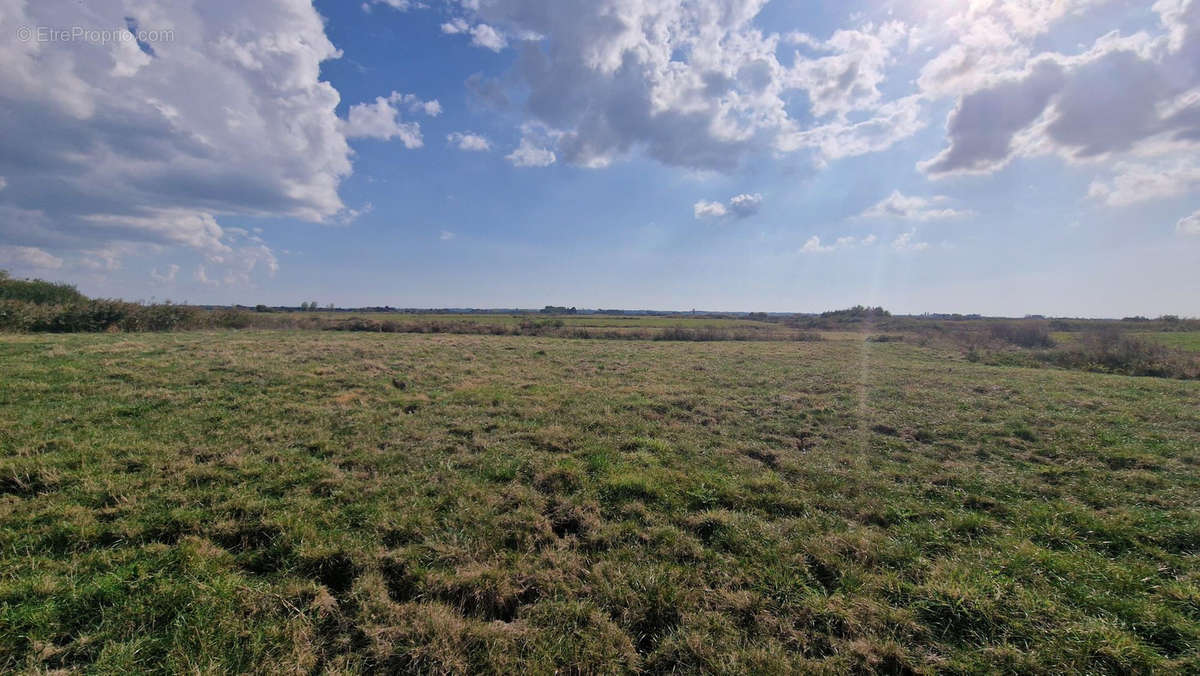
[
  {"xmin": 2, "ymin": 315, "xmax": 1198, "ymax": 672},
  {"xmin": 4, "ymin": 0, "xmax": 1200, "ymax": 672}
]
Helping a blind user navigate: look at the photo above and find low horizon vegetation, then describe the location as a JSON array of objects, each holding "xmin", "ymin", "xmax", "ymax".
[{"xmin": 2, "ymin": 271, "xmax": 1196, "ymax": 379}]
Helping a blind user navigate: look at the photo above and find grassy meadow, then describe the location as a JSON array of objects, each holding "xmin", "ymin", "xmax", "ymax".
[{"xmin": 1, "ymin": 328, "xmax": 1198, "ymax": 673}]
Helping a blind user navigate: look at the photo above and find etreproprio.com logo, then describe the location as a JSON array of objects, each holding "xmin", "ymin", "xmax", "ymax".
[{"xmin": 16, "ymin": 25, "xmax": 174, "ymax": 45}]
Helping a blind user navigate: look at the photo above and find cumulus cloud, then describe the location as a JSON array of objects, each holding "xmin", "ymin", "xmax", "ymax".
[
  {"xmin": 448, "ymin": 1, "xmax": 919, "ymax": 171},
  {"xmin": 343, "ymin": 92, "xmax": 440, "ymax": 146},
  {"xmin": 799, "ymin": 236, "xmax": 833, "ymax": 254},
  {"xmin": 693, "ymin": 200, "xmax": 728, "ymax": 219},
  {"xmin": 470, "ymin": 24, "xmax": 508, "ymax": 51},
  {"xmin": 861, "ymin": 191, "xmax": 973, "ymax": 221},
  {"xmin": 694, "ymin": 193, "xmax": 762, "ymax": 220},
  {"xmin": 0, "ymin": 177, "xmax": 6, "ymax": 191},
  {"xmin": 0, "ymin": 246, "xmax": 64, "ymax": 270},
  {"xmin": 441, "ymin": 18, "xmax": 469, "ymax": 34},
  {"xmin": 913, "ymin": 0, "xmax": 1106, "ymax": 98},
  {"xmin": 0, "ymin": 0, "xmax": 369, "ymax": 282},
  {"xmin": 785, "ymin": 21, "xmax": 909, "ymax": 118},
  {"xmin": 447, "ymin": 132, "xmax": 492, "ymax": 151},
  {"xmin": 1178, "ymin": 209, "xmax": 1200, "ymax": 235},
  {"xmin": 506, "ymin": 138, "xmax": 557, "ymax": 167},
  {"xmin": 728, "ymin": 193, "xmax": 764, "ymax": 217},
  {"xmin": 1088, "ymin": 159, "xmax": 1200, "ymax": 207},
  {"xmin": 442, "ymin": 18, "xmax": 508, "ymax": 51},
  {"xmin": 921, "ymin": 1, "xmax": 1200, "ymax": 176}
]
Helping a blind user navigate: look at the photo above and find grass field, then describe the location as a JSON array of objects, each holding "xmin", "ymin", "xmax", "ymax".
[
  {"xmin": 282, "ymin": 312, "xmax": 783, "ymax": 330},
  {"xmin": 2, "ymin": 330, "xmax": 1199, "ymax": 673},
  {"xmin": 1142, "ymin": 332, "xmax": 1200, "ymax": 353}
]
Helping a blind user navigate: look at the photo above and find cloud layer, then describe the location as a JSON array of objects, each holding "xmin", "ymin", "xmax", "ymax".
[
  {"xmin": 921, "ymin": 1, "xmax": 1200, "ymax": 176},
  {"xmin": 441, "ymin": 0, "xmax": 922, "ymax": 171},
  {"xmin": 0, "ymin": 0, "xmax": 425, "ymax": 281}
]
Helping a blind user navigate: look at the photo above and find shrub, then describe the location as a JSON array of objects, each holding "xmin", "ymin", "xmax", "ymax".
[
  {"xmin": 989, "ymin": 321, "xmax": 1055, "ymax": 349},
  {"xmin": 819, "ymin": 305, "xmax": 891, "ymax": 321},
  {"xmin": 0, "ymin": 271, "xmax": 88, "ymax": 305},
  {"xmin": 1044, "ymin": 329, "xmax": 1197, "ymax": 379}
]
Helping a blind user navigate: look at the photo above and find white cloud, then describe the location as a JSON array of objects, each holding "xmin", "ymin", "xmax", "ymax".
[
  {"xmin": 693, "ymin": 200, "xmax": 728, "ymax": 219},
  {"xmin": 79, "ymin": 244, "xmax": 143, "ymax": 272},
  {"xmin": 441, "ymin": 18, "xmax": 469, "ymax": 34},
  {"xmin": 506, "ymin": 138, "xmax": 557, "ymax": 167},
  {"xmin": 800, "ymin": 236, "xmax": 833, "ymax": 253},
  {"xmin": 364, "ymin": 0, "xmax": 414, "ymax": 11},
  {"xmin": 728, "ymin": 193, "xmax": 764, "ymax": 218},
  {"xmin": 915, "ymin": 0, "xmax": 1110, "ymax": 98},
  {"xmin": 1088, "ymin": 160, "xmax": 1200, "ymax": 207},
  {"xmin": 442, "ymin": 19, "xmax": 508, "ymax": 51},
  {"xmin": 0, "ymin": 246, "xmax": 63, "ymax": 270},
  {"xmin": 785, "ymin": 22, "xmax": 909, "ymax": 118},
  {"xmin": 440, "ymin": 230, "xmax": 456, "ymax": 240},
  {"xmin": 0, "ymin": 177, "xmax": 6, "ymax": 191},
  {"xmin": 921, "ymin": 2, "xmax": 1200, "ymax": 177},
  {"xmin": 777, "ymin": 95, "xmax": 925, "ymax": 162},
  {"xmin": 343, "ymin": 92, "xmax": 439, "ymax": 146},
  {"xmin": 1178, "ymin": 209, "xmax": 1200, "ymax": 236},
  {"xmin": 892, "ymin": 229, "xmax": 930, "ymax": 252},
  {"xmin": 451, "ymin": 1, "xmax": 919, "ymax": 170},
  {"xmin": 151, "ymin": 264, "xmax": 180, "ymax": 283},
  {"xmin": 0, "ymin": 0, "xmax": 384, "ymax": 283},
  {"xmin": 470, "ymin": 24, "xmax": 508, "ymax": 51},
  {"xmin": 695, "ymin": 193, "xmax": 763, "ymax": 220},
  {"xmin": 799, "ymin": 234, "xmax": 876, "ymax": 254},
  {"xmin": 861, "ymin": 191, "xmax": 973, "ymax": 221},
  {"xmin": 447, "ymin": 132, "xmax": 492, "ymax": 151}
]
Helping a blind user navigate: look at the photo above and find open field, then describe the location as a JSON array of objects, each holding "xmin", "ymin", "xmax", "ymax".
[
  {"xmin": 275, "ymin": 313, "xmax": 786, "ymax": 330},
  {"xmin": 1142, "ymin": 332, "xmax": 1200, "ymax": 353},
  {"xmin": 2, "ymin": 331, "xmax": 1199, "ymax": 673}
]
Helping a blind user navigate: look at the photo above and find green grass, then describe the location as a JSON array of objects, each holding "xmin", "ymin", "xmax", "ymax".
[
  {"xmin": 1, "ymin": 331, "xmax": 1198, "ymax": 673},
  {"xmin": 284, "ymin": 312, "xmax": 780, "ymax": 330},
  {"xmin": 1141, "ymin": 332, "xmax": 1200, "ymax": 353}
]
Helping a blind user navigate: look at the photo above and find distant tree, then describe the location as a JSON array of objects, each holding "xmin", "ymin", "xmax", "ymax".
[
  {"xmin": 254, "ymin": 304, "xmax": 271, "ymax": 313},
  {"xmin": 819, "ymin": 305, "xmax": 891, "ymax": 320}
]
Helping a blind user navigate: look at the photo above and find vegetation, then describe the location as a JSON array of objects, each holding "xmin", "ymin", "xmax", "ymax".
[
  {"xmin": 0, "ymin": 271, "xmax": 87, "ymax": 306},
  {"xmin": 1, "ymin": 330, "xmax": 1197, "ymax": 672}
]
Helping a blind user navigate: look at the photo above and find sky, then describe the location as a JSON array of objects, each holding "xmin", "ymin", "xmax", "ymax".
[{"xmin": 0, "ymin": 0, "xmax": 1197, "ymax": 317}]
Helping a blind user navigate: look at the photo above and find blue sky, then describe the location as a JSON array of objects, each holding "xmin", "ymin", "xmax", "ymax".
[{"xmin": 1, "ymin": 0, "xmax": 1197, "ymax": 316}]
